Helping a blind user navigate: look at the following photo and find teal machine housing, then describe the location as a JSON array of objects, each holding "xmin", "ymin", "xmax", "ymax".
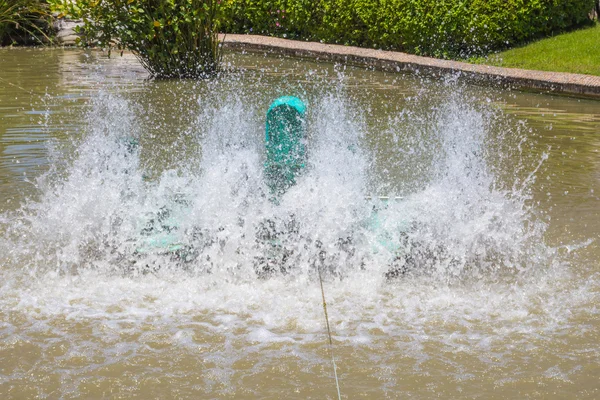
[{"xmin": 264, "ymin": 96, "xmax": 307, "ymax": 199}]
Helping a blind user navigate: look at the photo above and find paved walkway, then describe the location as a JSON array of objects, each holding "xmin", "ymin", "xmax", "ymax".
[{"xmin": 222, "ymin": 34, "xmax": 600, "ymax": 99}]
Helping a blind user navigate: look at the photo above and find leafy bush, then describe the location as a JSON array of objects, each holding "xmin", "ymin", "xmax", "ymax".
[
  {"xmin": 222, "ymin": 0, "xmax": 596, "ymax": 58},
  {"xmin": 0, "ymin": 0, "xmax": 53, "ymax": 46},
  {"xmin": 56, "ymin": 0, "xmax": 222, "ymax": 79},
  {"xmin": 222, "ymin": 0, "xmax": 320, "ymax": 40}
]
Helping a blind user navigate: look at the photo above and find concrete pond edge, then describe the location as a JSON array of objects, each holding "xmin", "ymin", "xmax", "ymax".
[
  {"xmin": 51, "ymin": 22, "xmax": 600, "ymax": 100},
  {"xmin": 221, "ymin": 34, "xmax": 600, "ymax": 100}
]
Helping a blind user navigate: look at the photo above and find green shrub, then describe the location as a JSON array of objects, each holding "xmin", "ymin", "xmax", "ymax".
[
  {"xmin": 222, "ymin": 0, "xmax": 596, "ymax": 58},
  {"xmin": 221, "ymin": 0, "xmax": 321, "ymax": 40},
  {"xmin": 0, "ymin": 0, "xmax": 53, "ymax": 46},
  {"xmin": 57, "ymin": 0, "xmax": 223, "ymax": 79}
]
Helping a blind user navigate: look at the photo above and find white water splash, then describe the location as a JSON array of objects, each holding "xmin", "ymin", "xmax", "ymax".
[{"xmin": 1, "ymin": 80, "xmax": 593, "ymax": 397}]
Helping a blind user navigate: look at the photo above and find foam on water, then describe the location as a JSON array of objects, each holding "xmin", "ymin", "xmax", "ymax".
[{"xmin": 1, "ymin": 77, "xmax": 596, "ymax": 395}]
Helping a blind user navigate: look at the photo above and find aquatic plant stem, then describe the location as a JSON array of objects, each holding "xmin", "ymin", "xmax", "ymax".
[{"xmin": 318, "ymin": 265, "xmax": 342, "ymax": 400}]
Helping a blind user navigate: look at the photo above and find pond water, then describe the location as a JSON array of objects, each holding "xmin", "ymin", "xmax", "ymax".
[{"xmin": 0, "ymin": 48, "xmax": 599, "ymax": 399}]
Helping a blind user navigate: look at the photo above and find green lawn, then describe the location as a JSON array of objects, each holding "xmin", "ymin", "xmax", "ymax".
[{"xmin": 475, "ymin": 22, "xmax": 600, "ymax": 76}]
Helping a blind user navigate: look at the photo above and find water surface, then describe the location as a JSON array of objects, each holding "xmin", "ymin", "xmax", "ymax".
[{"xmin": 1, "ymin": 48, "xmax": 599, "ymax": 399}]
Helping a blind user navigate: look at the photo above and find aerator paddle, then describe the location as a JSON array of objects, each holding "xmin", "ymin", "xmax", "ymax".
[
  {"xmin": 264, "ymin": 96, "xmax": 307, "ymax": 200},
  {"xmin": 133, "ymin": 96, "xmax": 308, "ymax": 258}
]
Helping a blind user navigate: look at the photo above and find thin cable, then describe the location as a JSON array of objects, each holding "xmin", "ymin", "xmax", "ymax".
[
  {"xmin": 318, "ymin": 265, "xmax": 342, "ymax": 400},
  {"xmin": 0, "ymin": 75, "xmax": 46, "ymax": 98}
]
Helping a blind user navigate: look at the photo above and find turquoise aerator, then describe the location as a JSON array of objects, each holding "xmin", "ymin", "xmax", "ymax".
[{"xmin": 264, "ymin": 96, "xmax": 307, "ymax": 199}]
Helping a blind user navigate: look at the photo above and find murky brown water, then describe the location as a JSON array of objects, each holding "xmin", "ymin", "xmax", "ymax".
[{"xmin": 1, "ymin": 48, "xmax": 599, "ymax": 399}]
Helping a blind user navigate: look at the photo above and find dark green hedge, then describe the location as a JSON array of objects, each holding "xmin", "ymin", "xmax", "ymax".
[{"xmin": 222, "ymin": 0, "xmax": 596, "ymax": 58}]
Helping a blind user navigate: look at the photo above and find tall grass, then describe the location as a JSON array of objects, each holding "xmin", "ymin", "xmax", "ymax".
[{"xmin": 0, "ymin": 0, "xmax": 53, "ymax": 46}]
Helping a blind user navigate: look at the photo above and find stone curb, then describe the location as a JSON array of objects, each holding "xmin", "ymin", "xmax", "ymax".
[{"xmin": 221, "ymin": 34, "xmax": 600, "ymax": 100}]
